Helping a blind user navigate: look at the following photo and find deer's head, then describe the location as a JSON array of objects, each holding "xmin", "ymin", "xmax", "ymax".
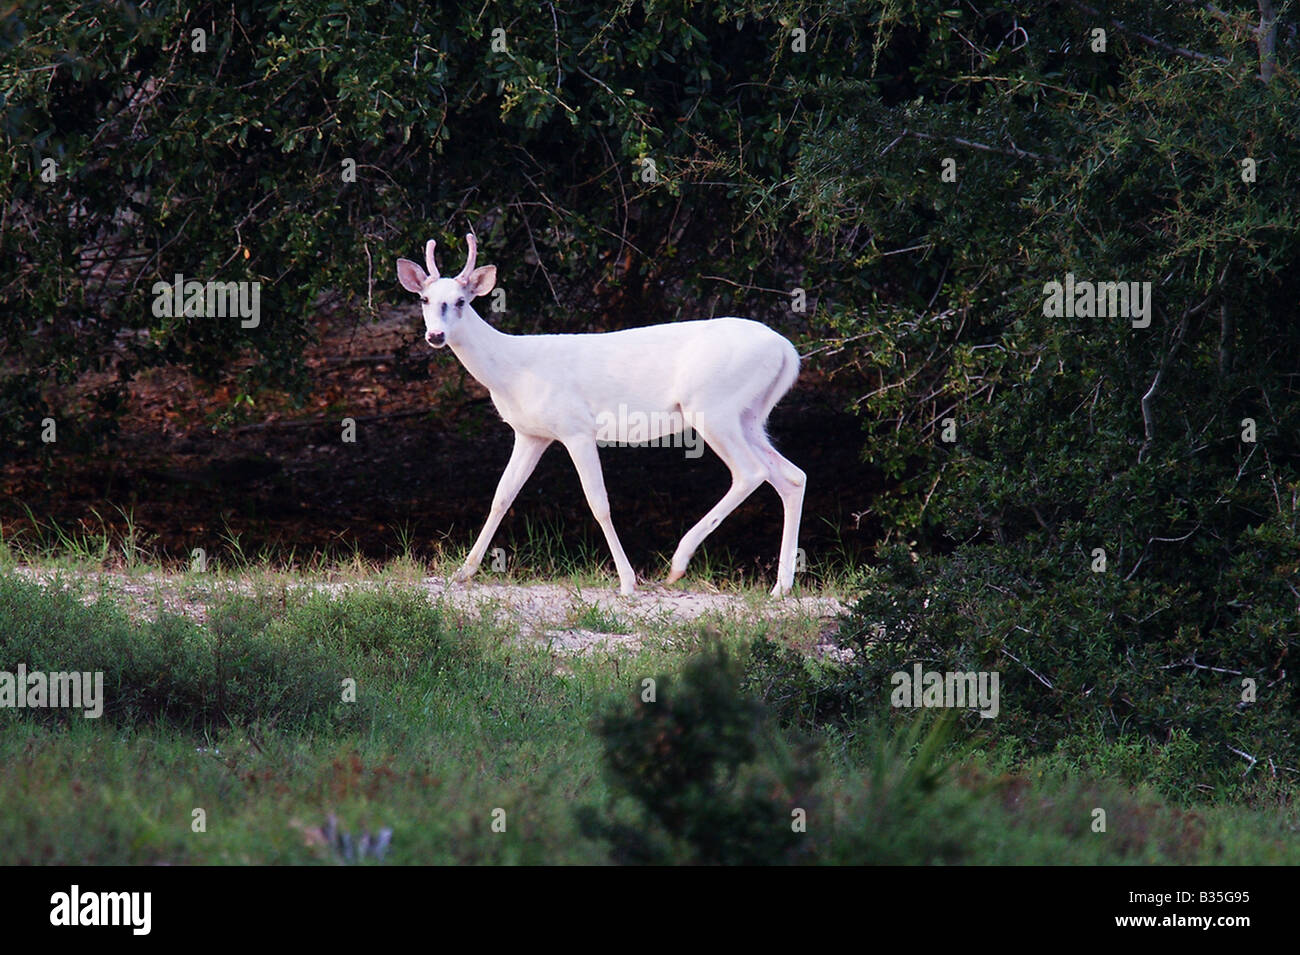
[{"xmin": 397, "ymin": 234, "xmax": 497, "ymax": 349}]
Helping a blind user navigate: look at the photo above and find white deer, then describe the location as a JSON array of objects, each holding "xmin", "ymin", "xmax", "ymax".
[{"xmin": 397, "ymin": 234, "xmax": 806, "ymax": 596}]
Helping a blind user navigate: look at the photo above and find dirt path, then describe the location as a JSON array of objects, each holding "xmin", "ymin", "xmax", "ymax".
[{"xmin": 10, "ymin": 566, "xmax": 848, "ymax": 656}]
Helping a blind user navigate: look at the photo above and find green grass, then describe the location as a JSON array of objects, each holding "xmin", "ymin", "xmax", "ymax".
[
  {"xmin": 0, "ymin": 569, "xmax": 1296, "ymax": 864},
  {"xmin": 1, "ymin": 503, "xmax": 152, "ymax": 573},
  {"xmin": 565, "ymin": 599, "xmax": 633, "ymax": 634}
]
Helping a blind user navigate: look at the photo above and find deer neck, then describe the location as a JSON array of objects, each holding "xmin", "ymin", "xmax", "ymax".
[{"xmin": 447, "ymin": 308, "xmax": 520, "ymax": 394}]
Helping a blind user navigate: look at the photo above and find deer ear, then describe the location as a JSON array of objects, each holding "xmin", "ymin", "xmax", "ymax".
[
  {"xmin": 464, "ymin": 265, "xmax": 496, "ymax": 298},
  {"xmin": 397, "ymin": 258, "xmax": 428, "ymax": 294}
]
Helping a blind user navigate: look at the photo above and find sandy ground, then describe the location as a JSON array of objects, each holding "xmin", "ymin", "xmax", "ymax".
[{"xmin": 8, "ymin": 566, "xmax": 850, "ymax": 658}]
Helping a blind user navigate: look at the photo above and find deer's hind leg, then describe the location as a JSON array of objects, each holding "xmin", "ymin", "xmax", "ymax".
[
  {"xmin": 743, "ymin": 414, "xmax": 805, "ymax": 596},
  {"xmin": 666, "ymin": 416, "xmax": 768, "ymax": 585}
]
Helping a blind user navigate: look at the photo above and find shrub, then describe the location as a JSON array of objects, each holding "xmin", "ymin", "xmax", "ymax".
[
  {"xmin": 579, "ymin": 643, "xmax": 820, "ymax": 865},
  {"xmin": 0, "ymin": 575, "xmax": 344, "ymax": 732},
  {"xmin": 837, "ymin": 543, "xmax": 1298, "ymax": 801}
]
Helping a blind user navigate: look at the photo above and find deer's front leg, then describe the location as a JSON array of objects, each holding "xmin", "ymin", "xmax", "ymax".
[
  {"xmin": 562, "ymin": 435, "xmax": 637, "ymax": 595},
  {"xmin": 454, "ymin": 431, "xmax": 551, "ymax": 583}
]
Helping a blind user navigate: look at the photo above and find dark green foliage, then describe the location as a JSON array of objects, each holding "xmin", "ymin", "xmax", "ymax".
[
  {"xmin": 838, "ymin": 542, "xmax": 1297, "ymax": 800},
  {"xmin": 778, "ymin": 3, "xmax": 1300, "ymax": 798},
  {"xmin": 820, "ymin": 711, "xmax": 976, "ymax": 865},
  {"xmin": 740, "ymin": 634, "xmax": 867, "ymax": 731},
  {"xmin": 581, "ymin": 648, "xmax": 995, "ymax": 864},
  {"xmin": 0, "ymin": 1, "xmax": 842, "ymax": 454},
  {"xmin": 580, "ymin": 643, "xmax": 821, "ymax": 864},
  {"xmin": 791, "ymin": 3, "xmax": 1300, "ymax": 528}
]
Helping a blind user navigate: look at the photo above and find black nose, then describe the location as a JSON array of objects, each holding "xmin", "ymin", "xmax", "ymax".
[{"xmin": 427, "ymin": 331, "xmax": 445, "ymax": 346}]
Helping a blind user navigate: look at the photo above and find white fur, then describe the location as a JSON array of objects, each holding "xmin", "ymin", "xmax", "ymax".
[{"xmin": 397, "ymin": 235, "xmax": 805, "ymax": 596}]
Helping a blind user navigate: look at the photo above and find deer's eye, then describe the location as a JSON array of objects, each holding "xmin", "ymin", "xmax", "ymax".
[{"xmin": 455, "ymin": 298, "xmax": 465, "ymax": 308}]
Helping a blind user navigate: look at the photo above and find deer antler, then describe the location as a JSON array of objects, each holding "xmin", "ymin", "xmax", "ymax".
[
  {"xmin": 457, "ymin": 233, "xmax": 477, "ymax": 283},
  {"xmin": 424, "ymin": 239, "xmax": 439, "ymax": 280}
]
